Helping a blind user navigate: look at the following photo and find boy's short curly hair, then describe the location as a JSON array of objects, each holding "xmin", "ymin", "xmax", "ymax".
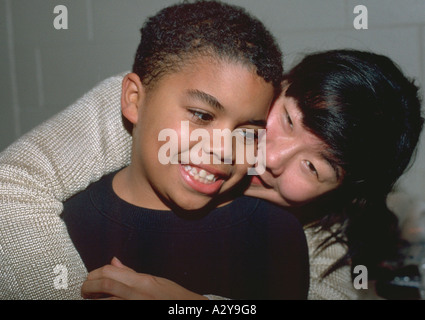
[{"xmin": 132, "ymin": 0, "xmax": 283, "ymax": 96}]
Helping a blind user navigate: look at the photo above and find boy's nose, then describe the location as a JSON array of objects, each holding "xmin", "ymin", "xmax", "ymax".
[{"xmin": 202, "ymin": 129, "xmax": 234, "ymax": 164}]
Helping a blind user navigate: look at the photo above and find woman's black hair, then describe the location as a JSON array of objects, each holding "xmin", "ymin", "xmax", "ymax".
[
  {"xmin": 132, "ymin": 0, "xmax": 283, "ymax": 97},
  {"xmin": 285, "ymin": 49, "xmax": 424, "ymax": 279}
]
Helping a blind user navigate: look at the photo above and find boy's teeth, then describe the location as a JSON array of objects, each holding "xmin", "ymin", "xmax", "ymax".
[
  {"xmin": 199, "ymin": 169, "xmax": 207, "ymax": 178},
  {"xmin": 183, "ymin": 165, "xmax": 217, "ymax": 183}
]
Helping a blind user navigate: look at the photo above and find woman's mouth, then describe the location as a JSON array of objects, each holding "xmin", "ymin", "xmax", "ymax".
[{"xmin": 250, "ymin": 174, "xmax": 273, "ymax": 189}]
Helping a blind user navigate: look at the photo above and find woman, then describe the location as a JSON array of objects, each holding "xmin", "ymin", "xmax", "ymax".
[
  {"xmin": 0, "ymin": 50, "xmax": 422, "ymax": 300},
  {"xmin": 247, "ymin": 49, "xmax": 424, "ymax": 299}
]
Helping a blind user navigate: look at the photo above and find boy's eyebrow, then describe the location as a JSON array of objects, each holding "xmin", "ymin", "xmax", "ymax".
[
  {"xmin": 186, "ymin": 89, "xmax": 267, "ymax": 127},
  {"xmin": 186, "ymin": 89, "xmax": 224, "ymax": 111}
]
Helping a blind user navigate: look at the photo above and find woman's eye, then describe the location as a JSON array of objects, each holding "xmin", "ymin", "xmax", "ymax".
[
  {"xmin": 237, "ymin": 129, "xmax": 258, "ymax": 144},
  {"xmin": 190, "ymin": 110, "xmax": 214, "ymax": 123},
  {"xmin": 303, "ymin": 160, "xmax": 318, "ymax": 177},
  {"xmin": 283, "ymin": 109, "xmax": 293, "ymax": 129},
  {"xmin": 286, "ymin": 113, "xmax": 293, "ymax": 128}
]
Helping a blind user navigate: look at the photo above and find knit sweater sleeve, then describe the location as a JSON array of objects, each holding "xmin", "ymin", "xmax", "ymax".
[
  {"xmin": 304, "ymin": 226, "xmax": 360, "ymax": 300},
  {"xmin": 0, "ymin": 73, "xmax": 131, "ymax": 299}
]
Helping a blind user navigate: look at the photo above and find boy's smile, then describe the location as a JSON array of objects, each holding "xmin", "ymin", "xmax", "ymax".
[
  {"xmin": 179, "ymin": 163, "xmax": 227, "ymax": 195},
  {"xmin": 114, "ymin": 57, "xmax": 274, "ymax": 211}
]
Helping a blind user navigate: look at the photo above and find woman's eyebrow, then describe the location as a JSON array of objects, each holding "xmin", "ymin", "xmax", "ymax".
[
  {"xmin": 320, "ymin": 152, "xmax": 342, "ymax": 181},
  {"xmin": 186, "ymin": 89, "xmax": 224, "ymax": 111}
]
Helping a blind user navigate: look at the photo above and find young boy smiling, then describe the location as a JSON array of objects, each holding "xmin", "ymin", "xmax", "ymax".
[
  {"xmin": 62, "ymin": 1, "xmax": 309, "ymax": 299},
  {"xmin": 113, "ymin": 58, "xmax": 273, "ymax": 211}
]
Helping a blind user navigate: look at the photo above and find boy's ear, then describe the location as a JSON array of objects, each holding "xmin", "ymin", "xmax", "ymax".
[{"xmin": 121, "ymin": 73, "xmax": 145, "ymax": 124}]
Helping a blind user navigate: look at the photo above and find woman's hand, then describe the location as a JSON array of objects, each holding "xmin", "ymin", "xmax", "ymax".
[{"xmin": 81, "ymin": 257, "xmax": 208, "ymax": 300}]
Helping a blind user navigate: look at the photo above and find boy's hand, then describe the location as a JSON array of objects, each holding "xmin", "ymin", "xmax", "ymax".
[{"xmin": 81, "ymin": 257, "xmax": 208, "ymax": 300}]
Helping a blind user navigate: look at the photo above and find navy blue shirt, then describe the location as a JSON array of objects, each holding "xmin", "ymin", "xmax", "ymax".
[{"xmin": 61, "ymin": 171, "xmax": 309, "ymax": 299}]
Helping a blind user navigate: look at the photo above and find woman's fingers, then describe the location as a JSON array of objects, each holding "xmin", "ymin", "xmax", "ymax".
[
  {"xmin": 82, "ymin": 260, "xmax": 208, "ymax": 300},
  {"xmin": 81, "ymin": 278, "xmax": 131, "ymax": 299},
  {"xmin": 110, "ymin": 257, "xmax": 134, "ymax": 271},
  {"xmin": 83, "ymin": 263, "xmax": 156, "ymax": 299},
  {"xmin": 86, "ymin": 263, "xmax": 139, "ymax": 287}
]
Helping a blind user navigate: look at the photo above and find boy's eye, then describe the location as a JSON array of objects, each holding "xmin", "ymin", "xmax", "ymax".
[{"xmin": 189, "ymin": 109, "xmax": 214, "ymax": 123}]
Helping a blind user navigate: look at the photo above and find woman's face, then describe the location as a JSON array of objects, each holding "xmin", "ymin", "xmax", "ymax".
[{"xmin": 245, "ymin": 90, "xmax": 343, "ymax": 207}]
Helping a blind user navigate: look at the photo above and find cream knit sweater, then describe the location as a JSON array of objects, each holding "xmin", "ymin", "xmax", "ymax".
[{"xmin": 0, "ymin": 73, "xmax": 359, "ymax": 300}]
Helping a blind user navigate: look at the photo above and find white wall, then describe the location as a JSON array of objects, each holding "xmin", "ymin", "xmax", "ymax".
[{"xmin": 1, "ymin": 0, "xmax": 425, "ymax": 201}]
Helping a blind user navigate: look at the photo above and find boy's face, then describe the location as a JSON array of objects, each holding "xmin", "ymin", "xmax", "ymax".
[{"xmin": 121, "ymin": 57, "xmax": 274, "ymax": 211}]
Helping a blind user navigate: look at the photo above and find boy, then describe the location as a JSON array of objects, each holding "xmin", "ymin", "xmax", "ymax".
[{"xmin": 61, "ymin": 1, "xmax": 308, "ymax": 299}]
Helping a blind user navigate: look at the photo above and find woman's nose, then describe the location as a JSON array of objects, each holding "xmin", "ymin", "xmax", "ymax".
[{"xmin": 265, "ymin": 135, "xmax": 297, "ymax": 175}]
